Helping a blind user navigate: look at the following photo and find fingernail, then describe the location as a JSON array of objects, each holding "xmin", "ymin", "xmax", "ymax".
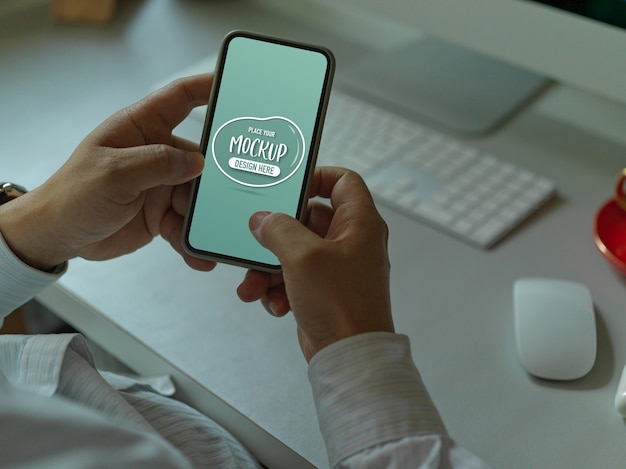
[
  {"xmin": 249, "ymin": 211, "xmax": 271, "ymax": 235},
  {"xmin": 187, "ymin": 152, "xmax": 204, "ymax": 175},
  {"xmin": 269, "ymin": 299, "xmax": 280, "ymax": 316}
]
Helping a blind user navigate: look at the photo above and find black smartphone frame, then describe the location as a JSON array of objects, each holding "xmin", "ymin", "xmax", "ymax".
[{"xmin": 182, "ymin": 30, "xmax": 335, "ymax": 273}]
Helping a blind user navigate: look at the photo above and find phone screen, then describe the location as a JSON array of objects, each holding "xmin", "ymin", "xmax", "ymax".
[{"xmin": 183, "ymin": 32, "xmax": 334, "ymax": 272}]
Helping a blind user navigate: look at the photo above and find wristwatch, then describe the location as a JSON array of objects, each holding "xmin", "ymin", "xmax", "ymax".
[{"xmin": 0, "ymin": 182, "xmax": 27, "ymax": 205}]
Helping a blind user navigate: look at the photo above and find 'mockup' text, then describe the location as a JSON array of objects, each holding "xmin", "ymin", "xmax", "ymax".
[{"xmin": 229, "ymin": 135, "xmax": 288, "ymax": 162}]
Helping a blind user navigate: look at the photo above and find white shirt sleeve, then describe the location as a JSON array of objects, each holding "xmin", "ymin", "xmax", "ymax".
[
  {"xmin": 0, "ymin": 370, "xmax": 193, "ymax": 469},
  {"xmin": 0, "ymin": 333, "xmax": 260, "ymax": 468},
  {"xmin": 308, "ymin": 332, "xmax": 489, "ymax": 469},
  {"xmin": 0, "ymin": 232, "xmax": 66, "ymax": 326}
]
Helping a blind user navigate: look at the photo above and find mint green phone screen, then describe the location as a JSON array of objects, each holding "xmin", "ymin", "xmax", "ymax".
[{"xmin": 186, "ymin": 34, "xmax": 331, "ymax": 268}]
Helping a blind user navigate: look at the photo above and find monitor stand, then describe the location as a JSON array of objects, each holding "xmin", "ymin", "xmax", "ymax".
[{"xmin": 337, "ymin": 37, "xmax": 550, "ymax": 136}]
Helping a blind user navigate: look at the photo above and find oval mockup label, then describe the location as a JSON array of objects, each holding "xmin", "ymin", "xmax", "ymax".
[{"xmin": 211, "ymin": 116, "xmax": 306, "ymax": 187}]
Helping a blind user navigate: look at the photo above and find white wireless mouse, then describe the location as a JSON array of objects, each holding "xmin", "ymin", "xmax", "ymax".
[{"xmin": 513, "ymin": 278, "xmax": 596, "ymax": 380}]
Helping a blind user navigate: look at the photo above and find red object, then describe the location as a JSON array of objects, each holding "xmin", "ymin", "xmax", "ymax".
[{"xmin": 594, "ymin": 198, "xmax": 626, "ymax": 273}]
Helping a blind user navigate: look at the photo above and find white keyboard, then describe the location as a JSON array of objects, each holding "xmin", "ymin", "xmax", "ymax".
[{"xmin": 317, "ymin": 91, "xmax": 556, "ymax": 248}]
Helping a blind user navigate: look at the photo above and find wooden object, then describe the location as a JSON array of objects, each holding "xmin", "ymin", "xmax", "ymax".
[
  {"xmin": 0, "ymin": 308, "xmax": 26, "ymax": 334},
  {"xmin": 51, "ymin": 0, "xmax": 117, "ymax": 23}
]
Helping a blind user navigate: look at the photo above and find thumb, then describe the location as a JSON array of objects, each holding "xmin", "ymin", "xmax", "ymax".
[{"xmin": 249, "ymin": 211, "xmax": 318, "ymax": 261}]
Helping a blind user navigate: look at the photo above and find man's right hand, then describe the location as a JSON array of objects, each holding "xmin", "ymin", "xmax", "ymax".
[{"xmin": 237, "ymin": 167, "xmax": 395, "ymax": 362}]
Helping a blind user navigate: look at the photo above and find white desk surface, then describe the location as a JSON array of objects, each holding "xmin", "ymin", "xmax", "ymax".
[{"xmin": 3, "ymin": 1, "xmax": 626, "ymax": 468}]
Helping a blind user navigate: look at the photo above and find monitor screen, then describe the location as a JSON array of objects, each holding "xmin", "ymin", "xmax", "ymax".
[
  {"xmin": 530, "ymin": 0, "xmax": 626, "ymax": 29},
  {"xmin": 331, "ymin": 0, "xmax": 626, "ymax": 110}
]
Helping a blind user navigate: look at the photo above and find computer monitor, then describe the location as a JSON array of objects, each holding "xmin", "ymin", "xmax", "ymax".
[{"xmin": 332, "ymin": 0, "xmax": 626, "ymax": 134}]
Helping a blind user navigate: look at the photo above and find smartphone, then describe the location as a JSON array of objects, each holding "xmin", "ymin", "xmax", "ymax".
[{"xmin": 182, "ymin": 31, "xmax": 335, "ymax": 273}]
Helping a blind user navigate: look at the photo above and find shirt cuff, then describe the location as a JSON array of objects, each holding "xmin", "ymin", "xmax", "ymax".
[
  {"xmin": 308, "ymin": 332, "xmax": 447, "ymax": 468},
  {"xmin": 0, "ymin": 232, "xmax": 66, "ymax": 323}
]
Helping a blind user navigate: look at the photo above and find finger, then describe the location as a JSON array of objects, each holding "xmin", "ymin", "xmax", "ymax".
[
  {"xmin": 310, "ymin": 166, "xmax": 376, "ymax": 210},
  {"xmin": 183, "ymin": 253, "xmax": 217, "ymax": 272},
  {"xmin": 305, "ymin": 201, "xmax": 334, "ymax": 238},
  {"xmin": 114, "ymin": 145, "xmax": 204, "ymax": 196},
  {"xmin": 249, "ymin": 211, "xmax": 320, "ymax": 262},
  {"xmin": 171, "ymin": 181, "xmax": 193, "ymax": 217},
  {"xmin": 310, "ymin": 167, "xmax": 385, "ymax": 239},
  {"xmin": 260, "ymin": 285, "xmax": 291, "ymax": 317},
  {"xmin": 143, "ymin": 185, "xmax": 175, "ymax": 236},
  {"xmin": 90, "ymin": 74, "xmax": 213, "ymax": 149},
  {"xmin": 237, "ymin": 270, "xmax": 269, "ymax": 303},
  {"xmin": 237, "ymin": 269, "xmax": 283, "ymax": 302},
  {"xmin": 172, "ymin": 135, "xmax": 200, "ymax": 152},
  {"xmin": 237, "ymin": 270, "xmax": 269, "ymax": 302},
  {"xmin": 160, "ymin": 208, "xmax": 216, "ymax": 272},
  {"xmin": 132, "ymin": 74, "xmax": 214, "ymax": 131}
]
